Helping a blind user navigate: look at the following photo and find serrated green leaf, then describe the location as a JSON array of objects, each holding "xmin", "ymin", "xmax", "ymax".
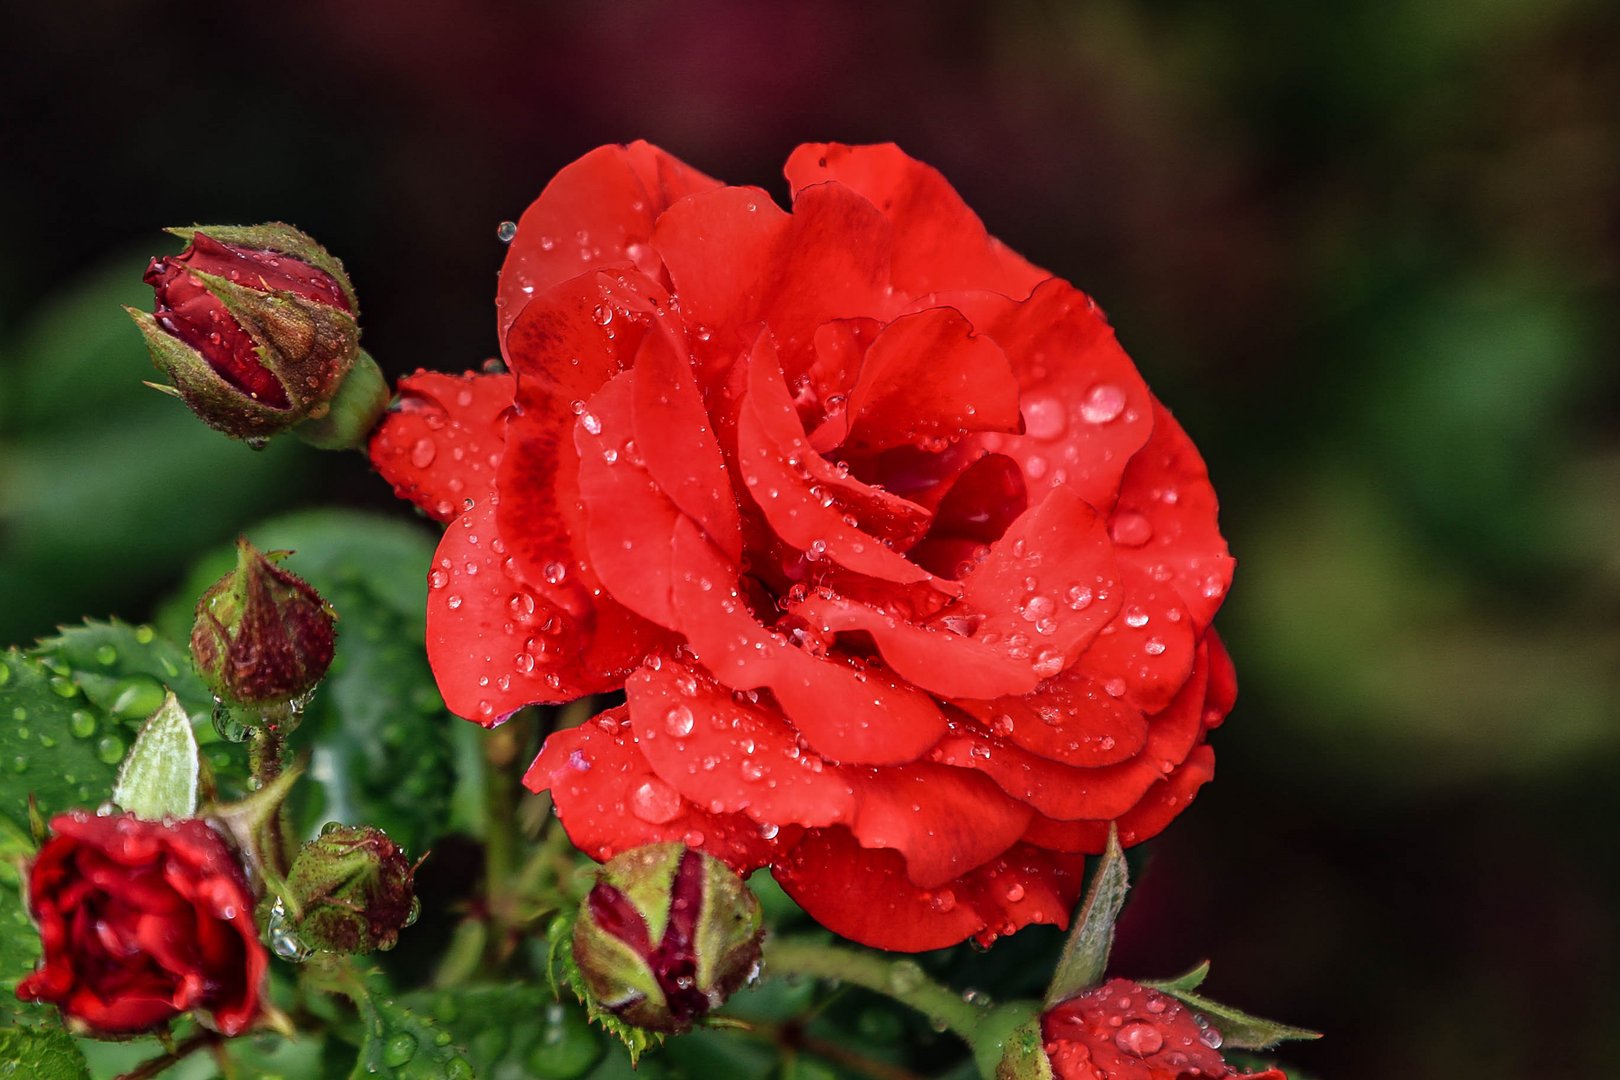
[
  {"xmin": 1045, "ymin": 824, "xmax": 1128, "ymax": 1007},
  {"xmin": 1141, "ymin": 959, "xmax": 1210, "ymax": 994},
  {"xmin": 0, "ymin": 1024, "xmax": 90, "ymax": 1080},
  {"xmin": 346, "ymin": 967, "xmax": 475, "ymax": 1080},
  {"xmin": 1, "ymin": 821, "xmax": 52, "ymax": 1027},
  {"xmin": 29, "ymin": 619, "xmax": 251, "ymax": 801},
  {"xmin": 547, "ymin": 909, "xmax": 661, "ymax": 1065},
  {"xmin": 1157, "ymin": 986, "xmax": 1322, "ymax": 1051},
  {"xmin": 0, "ymin": 649, "xmax": 138, "ymax": 832},
  {"xmin": 402, "ymin": 984, "xmax": 604, "ymax": 1080},
  {"xmin": 113, "ymin": 691, "xmax": 199, "ymax": 819}
]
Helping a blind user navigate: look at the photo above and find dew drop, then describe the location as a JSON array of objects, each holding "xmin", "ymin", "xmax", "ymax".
[
  {"xmin": 410, "ymin": 437, "xmax": 437, "ymax": 468},
  {"xmin": 1080, "ymin": 384, "xmax": 1126, "ymax": 423},
  {"xmin": 1110, "ymin": 513, "xmax": 1153, "ymax": 547},
  {"xmin": 1022, "ymin": 396, "xmax": 1067, "ymax": 438},
  {"xmin": 630, "ymin": 779, "xmax": 683, "ymax": 823},
  {"xmin": 664, "ymin": 704, "xmax": 695, "ymax": 737},
  {"xmin": 496, "ymin": 220, "xmax": 518, "ymax": 243},
  {"xmin": 95, "ymin": 735, "xmax": 125, "ymax": 765},
  {"xmin": 543, "ymin": 561, "xmax": 568, "ymax": 585},
  {"xmin": 384, "ymin": 1032, "xmax": 418, "ymax": 1067},
  {"xmin": 1115, "ymin": 1021, "xmax": 1164, "ymax": 1057}
]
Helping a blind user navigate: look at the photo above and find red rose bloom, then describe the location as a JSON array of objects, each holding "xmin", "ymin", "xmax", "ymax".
[
  {"xmin": 1042, "ymin": 979, "xmax": 1285, "ymax": 1080},
  {"xmin": 16, "ymin": 812, "xmax": 266, "ymax": 1036},
  {"xmin": 371, "ymin": 142, "xmax": 1235, "ymax": 951}
]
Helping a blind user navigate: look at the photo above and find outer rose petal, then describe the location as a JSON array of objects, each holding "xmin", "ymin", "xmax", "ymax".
[
  {"xmin": 498, "ymin": 141, "xmax": 720, "ymax": 343},
  {"xmin": 947, "ymin": 279, "xmax": 1155, "ymax": 513},
  {"xmin": 773, "ymin": 830, "xmax": 1084, "ymax": 952},
  {"xmin": 526, "ymin": 708, "xmax": 779, "ymax": 872},
  {"xmin": 1111, "ymin": 398, "xmax": 1236, "ymax": 631},
  {"xmin": 368, "ymin": 371, "xmax": 515, "ymax": 522},
  {"xmin": 625, "ymin": 661, "xmax": 857, "ymax": 829},
  {"xmin": 785, "ymin": 143, "xmax": 1047, "ymax": 300},
  {"xmin": 846, "ymin": 764, "xmax": 1031, "ymax": 889},
  {"xmin": 653, "ymin": 183, "xmax": 896, "ymax": 377}
]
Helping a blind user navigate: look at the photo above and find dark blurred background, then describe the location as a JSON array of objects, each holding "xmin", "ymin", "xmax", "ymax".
[{"xmin": 2, "ymin": 1, "xmax": 1616, "ymax": 1074}]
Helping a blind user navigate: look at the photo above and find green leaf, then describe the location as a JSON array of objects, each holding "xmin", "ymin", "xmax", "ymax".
[
  {"xmin": 0, "ymin": 813, "xmax": 52, "ymax": 1027},
  {"xmin": 1141, "ymin": 959, "xmax": 1210, "ymax": 994},
  {"xmin": 1155, "ymin": 986, "xmax": 1322, "ymax": 1051},
  {"xmin": 1044, "ymin": 824, "xmax": 1128, "ymax": 1007},
  {"xmin": 0, "ymin": 1025, "xmax": 90, "ymax": 1080},
  {"xmin": 113, "ymin": 691, "xmax": 199, "ymax": 819},
  {"xmin": 0, "ymin": 649, "xmax": 139, "ymax": 833},
  {"xmin": 345, "ymin": 966, "xmax": 474, "ymax": 1080},
  {"xmin": 402, "ymin": 985, "xmax": 605, "ymax": 1080},
  {"xmin": 971, "ymin": 1002, "xmax": 1045, "ymax": 1080},
  {"xmin": 30, "ymin": 619, "xmax": 251, "ymax": 801},
  {"xmin": 547, "ymin": 908, "xmax": 661, "ymax": 1065}
]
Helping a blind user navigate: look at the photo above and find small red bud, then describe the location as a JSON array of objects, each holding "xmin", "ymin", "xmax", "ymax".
[
  {"xmin": 130, "ymin": 223, "xmax": 386, "ymax": 447},
  {"xmin": 191, "ymin": 538, "xmax": 336, "ymax": 719}
]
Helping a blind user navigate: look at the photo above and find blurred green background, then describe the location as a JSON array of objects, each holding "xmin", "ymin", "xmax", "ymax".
[{"xmin": 2, "ymin": 1, "xmax": 1616, "ymax": 1074}]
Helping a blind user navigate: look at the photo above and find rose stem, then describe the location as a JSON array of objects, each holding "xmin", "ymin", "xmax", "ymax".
[
  {"xmin": 247, "ymin": 723, "xmax": 292, "ymax": 880},
  {"xmin": 743, "ymin": 1019, "xmax": 926, "ymax": 1080},
  {"xmin": 762, "ymin": 936, "xmax": 988, "ymax": 1043},
  {"xmin": 115, "ymin": 1030, "xmax": 219, "ymax": 1080}
]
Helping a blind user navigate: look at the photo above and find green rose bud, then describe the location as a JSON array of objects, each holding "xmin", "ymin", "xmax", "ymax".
[
  {"xmin": 281, "ymin": 824, "xmax": 419, "ymax": 955},
  {"xmin": 572, "ymin": 843, "xmax": 764, "ymax": 1034},
  {"xmin": 191, "ymin": 538, "xmax": 336, "ymax": 724},
  {"xmin": 130, "ymin": 222, "xmax": 388, "ymax": 449}
]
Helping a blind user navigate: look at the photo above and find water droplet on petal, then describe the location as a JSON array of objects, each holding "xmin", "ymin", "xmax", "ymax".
[
  {"xmin": 1080, "ymin": 384, "xmax": 1126, "ymax": 424},
  {"xmin": 1115, "ymin": 1021, "xmax": 1164, "ymax": 1057}
]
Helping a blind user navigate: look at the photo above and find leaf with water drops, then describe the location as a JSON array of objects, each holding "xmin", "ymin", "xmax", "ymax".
[
  {"xmin": 28, "ymin": 618, "xmax": 250, "ymax": 798},
  {"xmin": 1141, "ymin": 959, "xmax": 1210, "ymax": 994},
  {"xmin": 0, "ymin": 649, "xmax": 142, "ymax": 833},
  {"xmin": 347, "ymin": 967, "xmax": 475, "ymax": 1080},
  {"xmin": 0, "ymin": 813, "xmax": 53, "ymax": 1027},
  {"xmin": 401, "ymin": 985, "xmax": 604, "ymax": 1080},
  {"xmin": 0, "ymin": 1025, "xmax": 91, "ymax": 1080}
]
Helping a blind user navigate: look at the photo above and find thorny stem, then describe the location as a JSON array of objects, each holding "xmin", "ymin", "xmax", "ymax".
[
  {"xmin": 115, "ymin": 1030, "xmax": 219, "ymax": 1080},
  {"xmin": 763, "ymin": 936, "xmax": 989, "ymax": 1046}
]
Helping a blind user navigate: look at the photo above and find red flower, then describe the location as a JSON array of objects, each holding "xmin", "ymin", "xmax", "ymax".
[
  {"xmin": 16, "ymin": 812, "xmax": 266, "ymax": 1036},
  {"xmin": 371, "ymin": 142, "xmax": 1235, "ymax": 951},
  {"xmin": 1042, "ymin": 979, "xmax": 1285, "ymax": 1080}
]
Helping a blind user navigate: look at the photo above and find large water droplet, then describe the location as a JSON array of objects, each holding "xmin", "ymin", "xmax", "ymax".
[
  {"xmin": 383, "ymin": 1032, "xmax": 419, "ymax": 1067},
  {"xmin": 663, "ymin": 704, "xmax": 695, "ymax": 737},
  {"xmin": 1080, "ymin": 384, "xmax": 1126, "ymax": 424},
  {"xmin": 496, "ymin": 220, "xmax": 518, "ymax": 243},
  {"xmin": 1115, "ymin": 1021, "xmax": 1164, "ymax": 1057},
  {"xmin": 630, "ymin": 778, "xmax": 683, "ymax": 823}
]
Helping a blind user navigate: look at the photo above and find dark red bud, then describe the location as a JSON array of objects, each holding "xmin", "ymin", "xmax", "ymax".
[{"xmin": 191, "ymin": 538, "xmax": 336, "ymax": 719}]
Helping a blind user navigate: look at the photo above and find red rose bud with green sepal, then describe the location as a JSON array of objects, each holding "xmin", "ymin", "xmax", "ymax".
[
  {"xmin": 1039, "ymin": 979, "xmax": 1288, "ymax": 1080},
  {"xmin": 281, "ymin": 825, "xmax": 419, "ymax": 955},
  {"xmin": 572, "ymin": 843, "xmax": 763, "ymax": 1034},
  {"xmin": 192, "ymin": 538, "xmax": 336, "ymax": 722},
  {"xmin": 129, "ymin": 222, "xmax": 388, "ymax": 448}
]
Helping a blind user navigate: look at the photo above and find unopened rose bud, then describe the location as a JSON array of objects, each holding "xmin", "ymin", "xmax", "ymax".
[
  {"xmin": 572, "ymin": 843, "xmax": 763, "ymax": 1034},
  {"xmin": 192, "ymin": 538, "xmax": 336, "ymax": 721},
  {"xmin": 281, "ymin": 824, "xmax": 418, "ymax": 955},
  {"xmin": 129, "ymin": 223, "xmax": 388, "ymax": 448}
]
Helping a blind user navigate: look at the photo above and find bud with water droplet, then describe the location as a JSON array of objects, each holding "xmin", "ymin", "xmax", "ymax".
[
  {"xmin": 192, "ymin": 538, "xmax": 336, "ymax": 725},
  {"xmin": 570, "ymin": 842, "xmax": 763, "ymax": 1034},
  {"xmin": 129, "ymin": 222, "xmax": 388, "ymax": 448},
  {"xmin": 280, "ymin": 824, "xmax": 419, "ymax": 954}
]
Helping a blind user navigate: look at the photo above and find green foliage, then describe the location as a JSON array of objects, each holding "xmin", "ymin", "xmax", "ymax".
[
  {"xmin": 1044, "ymin": 826, "xmax": 1127, "ymax": 1007},
  {"xmin": 1153, "ymin": 985, "xmax": 1322, "ymax": 1052},
  {"xmin": 0, "ymin": 1025, "xmax": 90, "ymax": 1080},
  {"xmin": 401, "ymin": 985, "xmax": 605, "ymax": 1080},
  {"xmin": 345, "ymin": 967, "xmax": 475, "ymax": 1080},
  {"xmin": 31, "ymin": 618, "xmax": 250, "ymax": 799}
]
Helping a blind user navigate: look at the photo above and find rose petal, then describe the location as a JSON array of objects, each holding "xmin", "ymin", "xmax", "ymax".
[
  {"xmin": 946, "ymin": 279, "xmax": 1155, "ymax": 512},
  {"xmin": 832, "ymin": 307, "xmax": 1022, "ymax": 455},
  {"xmin": 1111, "ymin": 398, "xmax": 1236, "ymax": 630},
  {"xmin": 367, "ymin": 371, "xmax": 514, "ymax": 523},
  {"xmin": 525, "ymin": 709, "xmax": 779, "ymax": 873},
  {"xmin": 784, "ymin": 143, "xmax": 1047, "ymax": 300},
  {"xmin": 498, "ymin": 141, "xmax": 720, "ymax": 344},
  {"xmin": 846, "ymin": 763, "xmax": 1032, "ymax": 888},
  {"xmin": 653, "ymin": 183, "xmax": 895, "ymax": 378},
  {"xmin": 669, "ymin": 515, "xmax": 948, "ymax": 765},
  {"xmin": 625, "ymin": 660, "xmax": 857, "ymax": 828}
]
